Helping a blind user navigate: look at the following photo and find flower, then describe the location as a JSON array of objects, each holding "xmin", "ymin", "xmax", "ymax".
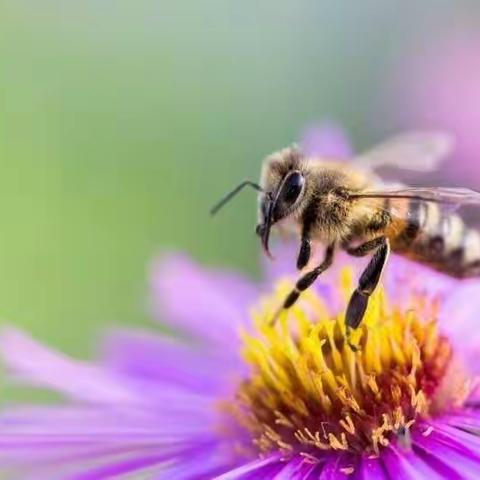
[
  {"xmin": 1, "ymin": 250, "xmax": 480, "ymax": 479},
  {"xmin": 1, "ymin": 126, "xmax": 480, "ymax": 479}
]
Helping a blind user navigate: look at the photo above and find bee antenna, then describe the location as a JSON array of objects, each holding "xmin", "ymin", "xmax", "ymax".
[{"xmin": 210, "ymin": 181, "xmax": 266, "ymax": 216}]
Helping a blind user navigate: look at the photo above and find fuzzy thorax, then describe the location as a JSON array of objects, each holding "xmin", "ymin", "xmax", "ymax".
[{"xmin": 226, "ymin": 269, "xmax": 469, "ymax": 461}]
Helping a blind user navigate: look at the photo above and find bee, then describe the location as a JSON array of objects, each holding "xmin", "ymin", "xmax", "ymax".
[{"xmin": 211, "ymin": 132, "xmax": 480, "ymax": 334}]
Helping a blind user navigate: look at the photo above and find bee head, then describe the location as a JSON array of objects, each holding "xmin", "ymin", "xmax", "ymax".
[
  {"xmin": 256, "ymin": 147, "xmax": 307, "ymax": 258},
  {"xmin": 255, "ymin": 170, "xmax": 306, "ymax": 258},
  {"xmin": 210, "ymin": 145, "xmax": 307, "ymax": 260}
]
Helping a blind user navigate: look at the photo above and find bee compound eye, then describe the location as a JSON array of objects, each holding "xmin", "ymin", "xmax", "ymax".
[{"xmin": 281, "ymin": 172, "xmax": 305, "ymax": 205}]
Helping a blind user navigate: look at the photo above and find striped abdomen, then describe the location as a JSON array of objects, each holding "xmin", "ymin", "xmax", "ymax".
[{"xmin": 388, "ymin": 199, "xmax": 480, "ymax": 278}]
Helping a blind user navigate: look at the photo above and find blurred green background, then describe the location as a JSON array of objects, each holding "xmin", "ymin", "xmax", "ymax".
[{"xmin": 0, "ymin": 0, "xmax": 478, "ymax": 356}]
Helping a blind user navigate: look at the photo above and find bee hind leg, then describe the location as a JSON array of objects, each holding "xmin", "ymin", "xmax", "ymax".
[
  {"xmin": 270, "ymin": 243, "xmax": 335, "ymax": 325},
  {"xmin": 345, "ymin": 237, "xmax": 390, "ymax": 347}
]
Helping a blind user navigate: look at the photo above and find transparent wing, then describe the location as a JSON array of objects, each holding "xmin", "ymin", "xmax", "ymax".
[
  {"xmin": 352, "ymin": 186, "xmax": 480, "ymax": 206},
  {"xmin": 351, "ymin": 132, "xmax": 454, "ymax": 173}
]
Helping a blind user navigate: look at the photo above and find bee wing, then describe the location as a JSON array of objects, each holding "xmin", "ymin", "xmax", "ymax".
[
  {"xmin": 353, "ymin": 187, "xmax": 480, "ymax": 220},
  {"xmin": 352, "ymin": 187, "xmax": 480, "ymax": 205},
  {"xmin": 351, "ymin": 132, "xmax": 454, "ymax": 173}
]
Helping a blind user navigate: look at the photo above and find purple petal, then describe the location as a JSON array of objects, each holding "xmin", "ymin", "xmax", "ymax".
[
  {"xmin": 357, "ymin": 456, "xmax": 387, "ymax": 480},
  {"xmin": 300, "ymin": 122, "xmax": 352, "ymax": 159},
  {"xmin": 261, "ymin": 241, "xmax": 299, "ymax": 284},
  {"xmin": 425, "ymin": 420, "xmax": 480, "ymax": 452},
  {"xmin": 214, "ymin": 454, "xmax": 283, "ymax": 480},
  {"xmin": 439, "ymin": 282, "xmax": 480, "ymax": 376},
  {"xmin": 0, "ymin": 405, "xmax": 225, "ymax": 479},
  {"xmin": 384, "ymin": 254, "xmax": 456, "ymax": 302},
  {"xmin": 102, "ymin": 329, "xmax": 243, "ymax": 394},
  {"xmin": 0, "ymin": 328, "xmax": 221, "ymax": 427},
  {"xmin": 412, "ymin": 421, "xmax": 480, "ymax": 479},
  {"xmin": 382, "ymin": 446, "xmax": 446, "ymax": 479},
  {"xmin": 150, "ymin": 254, "xmax": 256, "ymax": 347},
  {"xmin": 66, "ymin": 453, "xmax": 174, "ymax": 480},
  {"xmin": 0, "ymin": 405, "xmax": 214, "ymax": 440},
  {"xmin": 272, "ymin": 456, "xmax": 319, "ymax": 479},
  {"xmin": 70, "ymin": 441, "xmax": 228, "ymax": 480},
  {"xmin": 318, "ymin": 454, "xmax": 356, "ymax": 479},
  {"xmin": 442, "ymin": 410, "xmax": 480, "ymax": 432},
  {"xmin": 158, "ymin": 442, "xmax": 239, "ymax": 480},
  {"xmin": 0, "ymin": 328, "xmax": 141, "ymax": 405}
]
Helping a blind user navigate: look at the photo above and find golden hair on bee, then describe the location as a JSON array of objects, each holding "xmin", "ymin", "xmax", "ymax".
[{"xmin": 211, "ymin": 131, "xmax": 480, "ymax": 341}]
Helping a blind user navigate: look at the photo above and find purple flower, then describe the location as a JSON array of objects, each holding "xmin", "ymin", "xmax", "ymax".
[
  {"xmin": 0, "ymin": 126, "xmax": 480, "ymax": 479},
  {"xmin": 1, "ymin": 251, "xmax": 480, "ymax": 479}
]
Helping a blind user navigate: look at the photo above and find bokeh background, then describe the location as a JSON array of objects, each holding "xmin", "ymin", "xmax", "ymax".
[{"xmin": 1, "ymin": 0, "xmax": 480, "ymax": 357}]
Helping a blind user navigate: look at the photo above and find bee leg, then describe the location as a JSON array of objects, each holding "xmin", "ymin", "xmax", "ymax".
[
  {"xmin": 297, "ymin": 209, "xmax": 318, "ymax": 269},
  {"xmin": 345, "ymin": 236, "xmax": 386, "ymax": 257},
  {"xmin": 345, "ymin": 237, "xmax": 390, "ymax": 342},
  {"xmin": 296, "ymin": 238, "xmax": 311, "ymax": 270},
  {"xmin": 271, "ymin": 243, "xmax": 335, "ymax": 324}
]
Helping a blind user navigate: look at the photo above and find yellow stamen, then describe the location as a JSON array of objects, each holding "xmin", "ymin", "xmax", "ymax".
[{"xmin": 224, "ymin": 268, "xmax": 468, "ymax": 460}]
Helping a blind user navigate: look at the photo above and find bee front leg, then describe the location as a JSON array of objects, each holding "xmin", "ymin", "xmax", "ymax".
[
  {"xmin": 297, "ymin": 209, "xmax": 318, "ymax": 269},
  {"xmin": 271, "ymin": 243, "xmax": 335, "ymax": 325},
  {"xmin": 296, "ymin": 237, "xmax": 311, "ymax": 270},
  {"xmin": 345, "ymin": 237, "xmax": 390, "ymax": 335}
]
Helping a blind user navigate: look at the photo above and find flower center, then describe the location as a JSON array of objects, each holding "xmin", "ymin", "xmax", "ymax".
[{"xmin": 226, "ymin": 269, "xmax": 468, "ymax": 461}]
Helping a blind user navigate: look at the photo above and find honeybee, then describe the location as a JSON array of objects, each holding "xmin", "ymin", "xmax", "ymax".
[{"xmin": 211, "ymin": 132, "xmax": 480, "ymax": 334}]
